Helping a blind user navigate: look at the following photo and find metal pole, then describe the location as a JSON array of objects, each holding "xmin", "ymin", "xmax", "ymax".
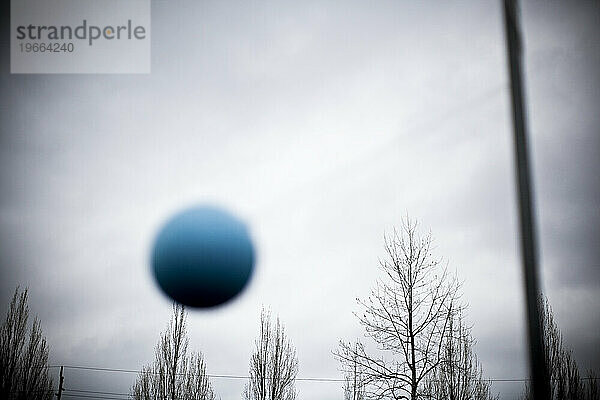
[
  {"xmin": 502, "ymin": 0, "xmax": 550, "ymax": 398},
  {"xmin": 56, "ymin": 366, "xmax": 64, "ymax": 400}
]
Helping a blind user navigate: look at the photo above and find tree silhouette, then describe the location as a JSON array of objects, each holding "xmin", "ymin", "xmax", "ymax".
[
  {"xmin": 421, "ymin": 313, "xmax": 497, "ymax": 400},
  {"xmin": 522, "ymin": 296, "xmax": 599, "ymax": 400},
  {"xmin": 0, "ymin": 286, "xmax": 53, "ymax": 400},
  {"xmin": 131, "ymin": 303, "xmax": 216, "ymax": 400},
  {"xmin": 244, "ymin": 308, "xmax": 298, "ymax": 400},
  {"xmin": 341, "ymin": 342, "xmax": 366, "ymax": 400},
  {"xmin": 336, "ymin": 218, "xmax": 463, "ymax": 400}
]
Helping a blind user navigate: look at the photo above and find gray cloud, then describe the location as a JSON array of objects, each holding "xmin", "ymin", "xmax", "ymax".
[{"xmin": 1, "ymin": 1, "xmax": 598, "ymax": 399}]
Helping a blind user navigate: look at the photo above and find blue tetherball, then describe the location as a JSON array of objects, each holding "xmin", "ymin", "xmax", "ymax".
[{"xmin": 151, "ymin": 205, "xmax": 255, "ymax": 308}]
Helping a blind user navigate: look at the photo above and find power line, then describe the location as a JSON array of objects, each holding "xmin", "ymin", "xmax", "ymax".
[
  {"xmin": 58, "ymin": 381, "xmax": 540, "ymax": 399},
  {"xmin": 65, "ymin": 389, "xmax": 131, "ymax": 397},
  {"xmin": 46, "ymin": 364, "xmax": 600, "ymax": 383},
  {"xmin": 62, "ymin": 394, "xmax": 131, "ymax": 400},
  {"xmin": 49, "ymin": 364, "xmax": 345, "ymax": 382}
]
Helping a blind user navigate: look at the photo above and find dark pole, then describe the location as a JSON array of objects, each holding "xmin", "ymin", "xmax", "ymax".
[
  {"xmin": 503, "ymin": 1, "xmax": 550, "ymax": 399},
  {"xmin": 56, "ymin": 366, "xmax": 64, "ymax": 400}
]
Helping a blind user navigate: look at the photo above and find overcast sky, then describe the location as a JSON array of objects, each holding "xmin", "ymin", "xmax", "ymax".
[{"xmin": 1, "ymin": 1, "xmax": 599, "ymax": 399}]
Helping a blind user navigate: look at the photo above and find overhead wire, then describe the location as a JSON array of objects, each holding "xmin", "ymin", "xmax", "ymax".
[{"xmin": 46, "ymin": 363, "xmax": 600, "ymax": 383}]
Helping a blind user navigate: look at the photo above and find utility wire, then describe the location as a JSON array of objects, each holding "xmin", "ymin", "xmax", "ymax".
[
  {"xmin": 65, "ymin": 388, "xmax": 132, "ymax": 397},
  {"xmin": 49, "ymin": 364, "xmax": 345, "ymax": 381},
  {"xmin": 62, "ymin": 394, "xmax": 131, "ymax": 400},
  {"xmin": 46, "ymin": 364, "xmax": 600, "ymax": 383}
]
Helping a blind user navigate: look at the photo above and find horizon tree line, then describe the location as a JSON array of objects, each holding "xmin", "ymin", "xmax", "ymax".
[{"xmin": 2, "ymin": 218, "xmax": 598, "ymax": 399}]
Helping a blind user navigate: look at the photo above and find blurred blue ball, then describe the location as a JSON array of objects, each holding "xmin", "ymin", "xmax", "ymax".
[{"xmin": 151, "ymin": 206, "xmax": 255, "ymax": 308}]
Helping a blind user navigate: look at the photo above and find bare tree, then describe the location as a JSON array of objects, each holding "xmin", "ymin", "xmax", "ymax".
[
  {"xmin": 244, "ymin": 308, "xmax": 298, "ymax": 400},
  {"xmin": 336, "ymin": 218, "xmax": 461, "ymax": 400},
  {"xmin": 0, "ymin": 286, "xmax": 53, "ymax": 400},
  {"xmin": 131, "ymin": 303, "xmax": 216, "ymax": 400},
  {"xmin": 587, "ymin": 371, "xmax": 599, "ymax": 400},
  {"xmin": 342, "ymin": 342, "xmax": 366, "ymax": 400},
  {"xmin": 421, "ymin": 313, "xmax": 497, "ymax": 400},
  {"xmin": 522, "ymin": 296, "xmax": 599, "ymax": 400}
]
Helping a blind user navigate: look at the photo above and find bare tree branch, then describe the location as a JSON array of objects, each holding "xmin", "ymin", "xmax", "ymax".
[
  {"xmin": 521, "ymin": 296, "xmax": 599, "ymax": 400},
  {"xmin": 131, "ymin": 303, "xmax": 216, "ymax": 400},
  {"xmin": 0, "ymin": 287, "xmax": 53, "ymax": 400},
  {"xmin": 421, "ymin": 312, "xmax": 498, "ymax": 400},
  {"xmin": 336, "ymin": 218, "xmax": 462, "ymax": 400},
  {"xmin": 244, "ymin": 308, "xmax": 298, "ymax": 400}
]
